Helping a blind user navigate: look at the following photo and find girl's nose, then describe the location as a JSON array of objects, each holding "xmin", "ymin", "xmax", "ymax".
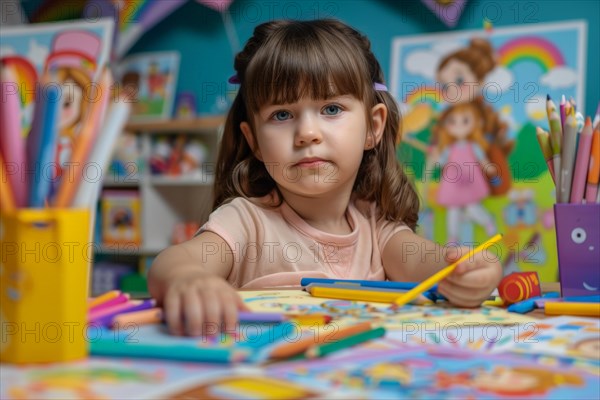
[{"xmin": 294, "ymin": 114, "xmax": 322, "ymax": 146}]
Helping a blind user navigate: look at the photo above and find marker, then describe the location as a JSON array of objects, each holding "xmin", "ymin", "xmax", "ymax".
[
  {"xmin": 305, "ymin": 326, "xmax": 386, "ymax": 359},
  {"xmin": 393, "ymin": 234, "xmax": 504, "ymax": 307},
  {"xmin": 545, "ymin": 302, "xmax": 600, "ymax": 317}
]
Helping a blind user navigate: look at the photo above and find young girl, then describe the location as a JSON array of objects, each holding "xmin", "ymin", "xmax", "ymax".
[
  {"xmin": 434, "ymin": 103, "xmax": 497, "ymax": 243},
  {"xmin": 148, "ymin": 19, "xmax": 502, "ymax": 336}
]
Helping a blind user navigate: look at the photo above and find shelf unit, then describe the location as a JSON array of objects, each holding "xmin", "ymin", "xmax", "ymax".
[{"xmin": 98, "ymin": 115, "xmax": 224, "ymax": 257}]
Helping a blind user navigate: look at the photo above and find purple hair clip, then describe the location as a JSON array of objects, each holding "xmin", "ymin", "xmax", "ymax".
[
  {"xmin": 228, "ymin": 74, "xmax": 240, "ymax": 84},
  {"xmin": 373, "ymin": 82, "xmax": 388, "ymax": 91}
]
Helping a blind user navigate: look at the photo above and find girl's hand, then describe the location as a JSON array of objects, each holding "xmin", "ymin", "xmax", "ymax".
[
  {"xmin": 437, "ymin": 246, "xmax": 503, "ymax": 307},
  {"xmin": 163, "ymin": 270, "xmax": 250, "ymax": 336}
]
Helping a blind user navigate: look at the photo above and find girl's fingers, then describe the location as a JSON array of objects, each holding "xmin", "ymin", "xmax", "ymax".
[
  {"xmin": 221, "ymin": 292, "xmax": 240, "ymax": 333},
  {"xmin": 201, "ymin": 289, "xmax": 223, "ymax": 335},
  {"xmin": 183, "ymin": 289, "xmax": 204, "ymax": 336},
  {"xmin": 236, "ymin": 292, "xmax": 251, "ymax": 311},
  {"xmin": 164, "ymin": 289, "xmax": 183, "ymax": 336},
  {"xmin": 438, "ymin": 280, "xmax": 485, "ymax": 308},
  {"xmin": 445, "ymin": 267, "xmax": 491, "ymax": 288}
]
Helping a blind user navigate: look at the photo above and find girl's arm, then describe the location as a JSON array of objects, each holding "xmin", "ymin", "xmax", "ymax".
[
  {"xmin": 382, "ymin": 230, "xmax": 447, "ymax": 282},
  {"xmin": 148, "ymin": 231, "xmax": 245, "ymax": 335},
  {"xmin": 382, "ymin": 230, "xmax": 502, "ymax": 306}
]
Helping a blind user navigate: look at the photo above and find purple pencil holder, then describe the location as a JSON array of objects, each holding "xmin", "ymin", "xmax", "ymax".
[{"xmin": 554, "ymin": 203, "xmax": 600, "ymax": 297}]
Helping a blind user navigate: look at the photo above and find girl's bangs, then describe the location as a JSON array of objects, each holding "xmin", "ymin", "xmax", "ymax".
[{"xmin": 244, "ymin": 31, "xmax": 369, "ymax": 112}]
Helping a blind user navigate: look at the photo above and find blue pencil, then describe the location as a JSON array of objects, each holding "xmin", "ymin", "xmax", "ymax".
[
  {"xmin": 28, "ymin": 84, "xmax": 60, "ymax": 207},
  {"xmin": 300, "ymin": 277, "xmax": 438, "ymax": 292}
]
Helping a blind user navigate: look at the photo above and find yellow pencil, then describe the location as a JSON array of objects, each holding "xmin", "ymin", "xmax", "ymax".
[
  {"xmin": 545, "ymin": 302, "xmax": 600, "ymax": 317},
  {"xmin": 393, "ymin": 234, "xmax": 503, "ymax": 307},
  {"xmin": 309, "ymin": 286, "xmax": 408, "ymax": 303},
  {"xmin": 88, "ymin": 290, "xmax": 121, "ymax": 309}
]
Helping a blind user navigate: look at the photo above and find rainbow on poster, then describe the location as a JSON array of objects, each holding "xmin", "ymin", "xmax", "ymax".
[
  {"xmin": 497, "ymin": 36, "xmax": 565, "ymax": 72},
  {"xmin": 403, "ymin": 86, "xmax": 444, "ymax": 109}
]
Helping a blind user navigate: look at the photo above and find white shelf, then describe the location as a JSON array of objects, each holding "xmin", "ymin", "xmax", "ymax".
[
  {"xmin": 148, "ymin": 174, "xmax": 214, "ymax": 186},
  {"xmin": 102, "ymin": 176, "xmax": 141, "ymax": 187},
  {"xmin": 95, "ymin": 244, "xmax": 164, "ymax": 256}
]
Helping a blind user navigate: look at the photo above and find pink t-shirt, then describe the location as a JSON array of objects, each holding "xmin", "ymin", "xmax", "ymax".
[{"xmin": 199, "ymin": 196, "xmax": 410, "ymax": 289}]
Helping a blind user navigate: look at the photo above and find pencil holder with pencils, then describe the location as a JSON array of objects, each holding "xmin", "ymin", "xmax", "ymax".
[
  {"xmin": 554, "ymin": 203, "xmax": 600, "ymax": 297},
  {"xmin": 0, "ymin": 208, "xmax": 91, "ymax": 363}
]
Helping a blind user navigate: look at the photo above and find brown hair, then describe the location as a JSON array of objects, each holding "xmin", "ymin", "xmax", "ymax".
[
  {"xmin": 438, "ymin": 38, "xmax": 496, "ymax": 82},
  {"xmin": 435, "ymin": 102, "xmax": 488, "ymax": 152},
  {"xmin": 214, "ymin": 19, "xmax": 419, "ymax": 230},
  {"xmin": 55, "ymin": 67, "xmax": 92, "ymax": 139}
]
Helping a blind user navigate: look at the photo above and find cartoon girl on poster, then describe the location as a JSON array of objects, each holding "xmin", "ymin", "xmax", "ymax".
[
  {"xmin": 44, "ymin": 30, "xmax": 101, "ymax": 177},
  {"xmin": 434, "ymin": 102, "xmax": 497, "ymax": 244}
]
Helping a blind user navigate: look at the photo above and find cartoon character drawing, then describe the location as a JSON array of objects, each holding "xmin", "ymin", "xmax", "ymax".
[
  {"xmin": 44, "ymin": 30, "xmax": 101, "ymax": 173},
  {"xmin": 434, "ymin": 38, "xmax": 513, "ymax": 196},
  {"xmin": 465, "ymin": 366, "xmax": 583, "ymax": 396},
  {"xmin": 433, "ymin": 102, "xmax": 497, "ymax": 244}
]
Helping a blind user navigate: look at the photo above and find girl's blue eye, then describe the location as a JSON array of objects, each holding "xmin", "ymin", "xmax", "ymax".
[
  {"xmin": 273, "ymin": 111, "xmax": 291, "ymax": 121},
  {"xmin": 323, "ymin": 105, "xmax": 341, "ymax": 115}
]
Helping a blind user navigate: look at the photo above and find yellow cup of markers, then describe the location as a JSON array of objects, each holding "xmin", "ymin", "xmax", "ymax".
[{"xmin": 0, "ymin": 208, "xmax": 91, "ymax": 363}]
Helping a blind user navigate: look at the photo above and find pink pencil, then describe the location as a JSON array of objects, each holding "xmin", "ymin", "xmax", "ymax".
[
  {"xmin": 88, "ymin": 300, "xmax": 141, "ymax": 323},
  {"xmin": 559, "ymin": 95, "xmax": 566, "ymax": 132},
  {"xmin": 571, "ymin": 117, "xmax": 593, "ymax": 203},
  {"xmin": 0, "ymin": 65, "xmax": 26, "ymax": 207},
  {"xmin": 89, "ymin": 293, "xmax": 130, "ymax": 313}
]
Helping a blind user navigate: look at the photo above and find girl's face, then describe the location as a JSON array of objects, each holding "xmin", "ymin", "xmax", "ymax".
[
  {"xmin": 241, "ymin": 95, "xmax": 384, "ymax": 200},
  {"xmin": 59, "ymin": 78, "xmax": 83, "ymax": 130},
  {"xmin": 444, "ymin": 108, "xmax": 476, "ymax": 140},
  {"xmin": 437, "ymin": 59, "xmax": 480, "ymax": 104}
]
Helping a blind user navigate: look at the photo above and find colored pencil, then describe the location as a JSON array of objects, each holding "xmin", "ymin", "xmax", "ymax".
[
  {"xmin": 548, "ymin": 111, "xmax": 563, "ymax": 194},
  {"xmin": 300, "ymin": 277, "xmax": 431, "ymax": 291},
  {"xmin": 89, "ymin": 293, "xmax": 130, "ymax": 313},
  {"xmin": 237, "ymin": 311, "xmax": 287, "ymax": 323},
  {"xmin": 88, "ymin": 290, "xmax": 121, "ymax": 308},
  {"xmin": 288, "ymin": 314, "xmax": 333, "ymax": 325},
  {"xmin": 545, "ymin": 302, "xmax": 600, "ymax": 317},
  {"xmin": 90, "ymin": 340, "xmax": 250, "ymax": 363},
  {"xmin": 559, "ymin": 94, "xmax": 566, "ymax": 131},
  {"xmin": 0, "ymin": 65, "xmax": 26, "ymax": 207},
  {"xmin": 571, "ymin": 117, "xmax": 593, "ymax": 203},
  {"xmin": 393, "ymin": 234, "xmax": 503, "ymax": 307},
  {"xmin": 88, "ymin": 299, "xmax": 141, "ymax": 323},
  {"xmin": 535, "ymin": 127, "xmax": 556, "ymax": 183},
  {"xmin": 305, "ymin": 326, "xmax": 386, "ymax": 359},
  {"xmin": 309, "ymin": 285, "xmax": 424, "ymax": 304},
  {"xmin": 111, "ymin": 307, "xmax": 163, "ymax": 329},
  {"xmin": 0, "ymin": 152, "xmax": 16, "ymax": 212},
  {"xmin": 507, "ymin": 292, "xmax": 560, "ymax": 314},
  {"xmin": 558, "ymin": 111, "xmax": 578, "ymax": 203},
  {"xmin": 93, "ymin": 299, "xmax": 156, "ymax": 327},
  {"xmin": 269, "ymin": 321, "xmax": 373, "ymax": 359},
  {"xmin": 72, "ymin": 99, "xmax": 131, "ymax": 208},
  {"xmin": 54, "ymin": 68, "xmax": 112, "ymax": 207},
  {"xmin": 27, "ymin": 81, "xmax": 60, "ymax": 207},
  {"xmin": 585, "ymin": 128, "xmax": 600, "ymax": 203}
]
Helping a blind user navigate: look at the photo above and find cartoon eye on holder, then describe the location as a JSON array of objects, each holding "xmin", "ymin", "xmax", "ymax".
[{"xmin": 571, "ymin": 227, "xmax": 587, "ymax": 244}]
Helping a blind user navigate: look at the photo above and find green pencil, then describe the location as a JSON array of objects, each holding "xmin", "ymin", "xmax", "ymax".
[{"xmin": 304, "ymin": 326, "xmax": 386, "ymax": 359}]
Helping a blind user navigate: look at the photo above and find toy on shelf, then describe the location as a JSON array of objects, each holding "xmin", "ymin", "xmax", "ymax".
[{"xmin": 101, "ymin": 190, "xmax": 141, "ymax": 246}]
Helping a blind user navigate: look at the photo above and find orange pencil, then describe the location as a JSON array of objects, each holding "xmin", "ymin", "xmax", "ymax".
[
  {"xmin": 54, "ymin": 68, "xmax": 112, "ymax": 207},
  {"xmin": 88, "ymin": 290, "xmax": 121, "ymax": 308},
  {"xmin": 269, "ymin": 321, "xmax": 373, "ymax": 359},
  {"xmin": 585, "ymin": 128, "xmax": 600, "ymax": 203},
  {"xmin": 0, "ymin": 152, "xmax": 16, "ymax": 212},
  {"xmin": 111, "ymin": 307, "xmax": 163, "ymax": 329}
]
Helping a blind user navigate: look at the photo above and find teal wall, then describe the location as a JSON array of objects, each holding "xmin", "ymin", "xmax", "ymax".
[{"xmin": 129, "ymin": 0, "xmax": 599, "ymax": 116}]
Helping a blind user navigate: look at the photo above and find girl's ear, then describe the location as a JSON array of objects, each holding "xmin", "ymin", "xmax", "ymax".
[
  {"xmin": 366, "ymin": 103, "xmax": 387, "ymax": 149},
  {"xmin": 240, "ymin": 121, "xmax": 263, "ymax": 161}
]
